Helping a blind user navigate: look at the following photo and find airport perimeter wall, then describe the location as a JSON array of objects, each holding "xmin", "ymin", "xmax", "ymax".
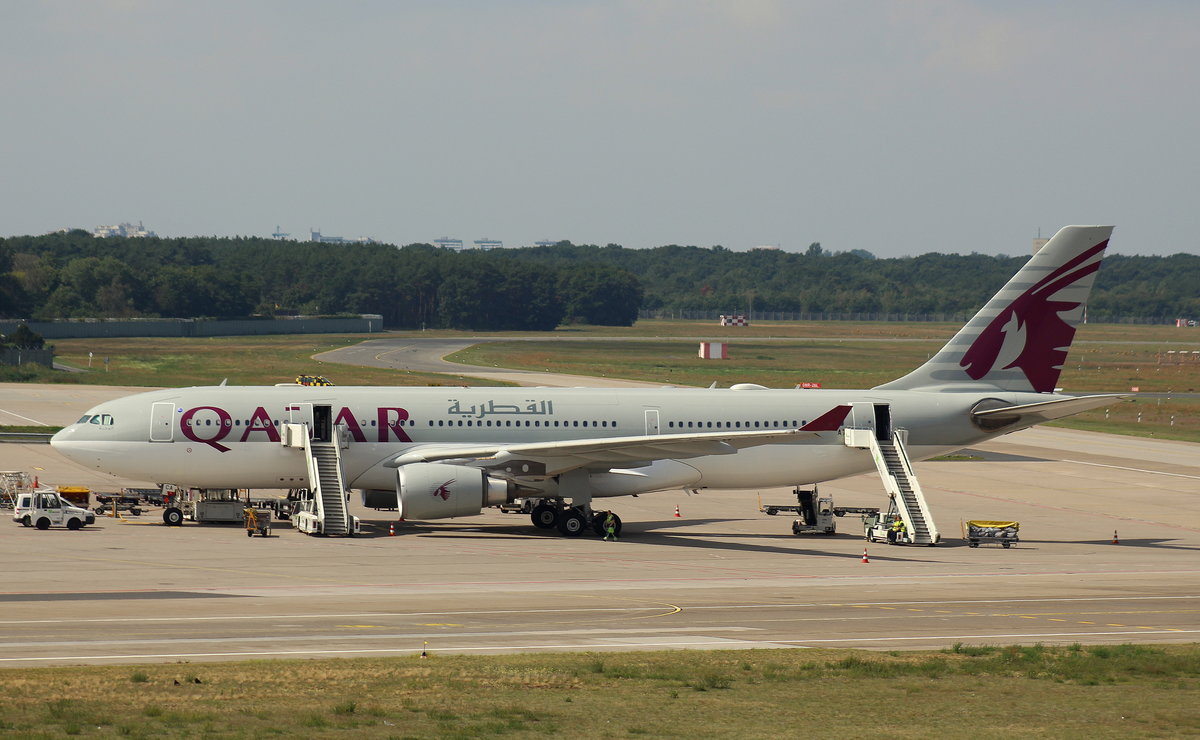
[
  {"xmin": 638, "ymin": 309, "xmax": 1167, "ymax": 324},
  {"xmin": 0, "ymin": 316, "xmax": 383, "ymax": 340},
  {"xmin": 0, "ymin": 347, "xmax": 54, "ymax": 367}
]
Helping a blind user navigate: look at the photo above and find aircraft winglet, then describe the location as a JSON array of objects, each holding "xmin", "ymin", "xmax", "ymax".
[{"xmin": 799, "ymin": 405, "xmax": 852, "ymax": 432}]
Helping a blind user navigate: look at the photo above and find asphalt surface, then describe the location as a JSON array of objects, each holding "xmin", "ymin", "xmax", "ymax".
[{"xmin": 1, "ymin": 340, "xmax": 1198, "ymax": 666}]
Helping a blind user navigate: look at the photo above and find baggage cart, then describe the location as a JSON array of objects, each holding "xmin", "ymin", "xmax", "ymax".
[{"xmin": 964, "ymin": 520, "xmax": 1019, "ymax": 548}]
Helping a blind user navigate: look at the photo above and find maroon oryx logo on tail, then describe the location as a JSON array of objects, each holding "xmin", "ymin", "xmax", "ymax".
[
  {"xmin": 960, "ymin": 240, "xmax": 1107, "ymax": 392},
  {"xmin": 433, "ymin": 479, "xmax": 455, "ymax": 500}
]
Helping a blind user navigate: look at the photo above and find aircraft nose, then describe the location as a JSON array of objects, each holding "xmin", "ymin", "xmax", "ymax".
[{"xmin": 50, "ymin": 425, "xmax": 84, "ymax": 459}]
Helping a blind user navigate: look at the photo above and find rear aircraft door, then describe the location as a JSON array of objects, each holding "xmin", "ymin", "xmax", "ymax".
[
  {"xmin": 850, "ymin": 402, "xmax": 892, "ymax": 441},
  {"xmin": 150, "ymin": 402, "xmax": 175, "ymax": 442},
  {"xmin": 849, "ymin": 402, "xmax": 876, "ymax": 434},
  {"xmin": 644, "ymin": 409, "xmax": 660, "ymax": 435}
]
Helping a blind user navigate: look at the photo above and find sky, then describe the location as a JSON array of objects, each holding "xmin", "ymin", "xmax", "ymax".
[{"xmin": 2, "ymin": 0, "xmax": 1198, "ymax": 257}]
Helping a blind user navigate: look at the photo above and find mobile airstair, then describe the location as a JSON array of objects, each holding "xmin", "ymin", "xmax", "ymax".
[
  {"xmin": 282, "ymin": 411, "xmax": 359, "ymax": 537},
  {"xmin": 844, "ymin": 403, "xmax": 940, "ymax": 545}
]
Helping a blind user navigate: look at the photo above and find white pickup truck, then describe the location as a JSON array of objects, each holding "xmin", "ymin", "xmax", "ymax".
[{"xmin": 12, "ymin": 491, "xmax": 97, "ymax": 530}]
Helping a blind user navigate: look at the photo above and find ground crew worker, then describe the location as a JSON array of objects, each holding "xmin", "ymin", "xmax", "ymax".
[
  {"xmin": 603, "ymin": 511, "xmax": 618, "ymax": 541},
  {"xmin": 889, "ymin": 516, "xmax": 906, "ymax": 543},
  {"xmin": 244, "ymin": 506, "xmax": 259, "ymax": 537}
]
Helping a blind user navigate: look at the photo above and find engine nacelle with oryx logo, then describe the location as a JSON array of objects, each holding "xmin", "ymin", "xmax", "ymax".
[{"xmin": 396, "ymin": 463, "xmax": 514, "ymax": 520}]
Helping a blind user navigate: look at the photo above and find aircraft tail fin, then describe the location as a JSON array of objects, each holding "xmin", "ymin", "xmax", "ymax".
[{"xmin": 876, "ymin": 225, "xmax": 1113, "ymax": 393}]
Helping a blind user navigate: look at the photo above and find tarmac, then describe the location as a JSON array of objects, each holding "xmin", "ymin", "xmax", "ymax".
[{"xmin": 1, "ymin": 360, "xmax": 1198, "ymax": 666}]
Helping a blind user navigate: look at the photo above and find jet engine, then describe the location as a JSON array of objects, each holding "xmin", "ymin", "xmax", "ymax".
[{"xmin": 396, "ymin": 463, "xmax": 513, "ymax": 520}]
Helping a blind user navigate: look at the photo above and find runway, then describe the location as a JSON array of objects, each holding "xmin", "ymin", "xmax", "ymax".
[{"xmin": 1, "ymin": 337, "xmax": 1198, "ymax": 666}]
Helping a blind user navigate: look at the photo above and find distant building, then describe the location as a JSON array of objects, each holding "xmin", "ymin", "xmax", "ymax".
[
  {"xmin": 94, "ymin": 221, "xmax": 157, "ymax": 238},
  {"xmin": 474, "ymin": 238, "xmax": 502, "ymax": 250},
  {"xmin": 309, "ymin": 229, "xmax": 376, "ymax": 245},
  {"xmin": 534, "ymin": 239, "xmax": 560, "ymax": 247},
  {"xmin": 433, "ymin": 237, "xmax": 464, "ymax": 250},
  {"xmin": 1032, "ymin": 237, "xmax": 1049, "ymax": 254}
]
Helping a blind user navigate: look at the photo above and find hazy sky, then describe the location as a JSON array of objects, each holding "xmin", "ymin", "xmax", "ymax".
[{"xmin": 3, "ymin": 1, "xmax": 1197, "ymax": 257}]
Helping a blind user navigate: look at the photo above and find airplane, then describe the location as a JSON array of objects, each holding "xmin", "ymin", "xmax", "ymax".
[{"xmin": 52, "ymin": 225, "xmax": 1122, "ymax": 538}]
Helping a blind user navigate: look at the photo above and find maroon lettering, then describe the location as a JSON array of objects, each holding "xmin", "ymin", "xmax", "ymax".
[
  {"xmin": 377, "ymin": 407, "xmax": 412, "ymax": 442},
  {"xmin": 335, "ymin": 407, "xmax": 366, "ymax": 443},
  {"xmin": 180, "ymin": 406, "xmax": 233, "ymax": 452},
  {"xmin": 239, "ymin": 406, "xmax": 281, "ymax": 443}
]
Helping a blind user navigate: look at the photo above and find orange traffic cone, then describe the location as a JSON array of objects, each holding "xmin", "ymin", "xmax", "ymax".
[
  {"xmin": 861, "ymin": 548, "xmax": 870, "ymax": 564},
  {"xmin": 674, "ymin": 505, "xmax": 681, "ymax": 518},
  {"xmin": 1112, "ymin": 529, "xmax": 1119, "ymax": 545},
  {"xmin": 33, "ymin": 476, "xmax": 39, "ymax": 488},
  {"xmin": 389, "ymin": 522, "xmax": 395, "ymax": 536}
]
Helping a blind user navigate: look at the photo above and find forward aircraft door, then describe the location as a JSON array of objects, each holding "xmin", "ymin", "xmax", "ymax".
[
  {"xmin": 645, "ymin": 409, "xmax": 660, "ymax": 435},
  {"xmin": 149, "ymin": 402, "xmax": 175, "ymax": 442},
  {"xmin": 288, "ymin": 403, "xmax": 314, "ymax": 438}
]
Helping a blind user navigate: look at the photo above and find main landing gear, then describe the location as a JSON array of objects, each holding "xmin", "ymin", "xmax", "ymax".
[{"xmin": 529, "ymin": 501, "xmax": 622, "ymax": 539}]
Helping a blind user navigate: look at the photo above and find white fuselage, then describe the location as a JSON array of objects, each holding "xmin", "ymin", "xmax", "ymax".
[{"xmin": 51, "ymin": 384, "xmax": 1041, "ymax": 496}]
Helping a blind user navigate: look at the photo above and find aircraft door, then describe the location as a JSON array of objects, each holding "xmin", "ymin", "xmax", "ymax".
[
  {"xmin": 849, "ymin": 402, "xmax": 875, "ymax": 433},
  {"xmin": 874, "ymin": 403, "xmax": 892, "ymax": 442},
  {"xmin": 150, "ymin": 402, "xmax": 175, "ymax": 442},
  {"xmin": 312, "ymin": 405, "xmax": 332, "ymax": 443},
  {"xmin": 644, "ymin": 409, "xmax": 660, "ymax": 435},
  {"xmin": 289, "ymin": 403, "xmax": 314, "ymax": 438}
]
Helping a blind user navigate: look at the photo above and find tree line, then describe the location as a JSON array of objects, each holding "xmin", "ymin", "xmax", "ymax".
[{"xmin": 1, "ymin": 231, "xmax": 1198, "ymax": 329}]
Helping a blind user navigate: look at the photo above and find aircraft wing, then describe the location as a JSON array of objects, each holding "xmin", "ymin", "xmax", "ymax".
[
  {"xmin": 386, "ymin": 405, "xmax": 850, "ymax": 475},
  {"xmin": 972, "ymin": 394, "xmax": 1127, "ymax": 425}
]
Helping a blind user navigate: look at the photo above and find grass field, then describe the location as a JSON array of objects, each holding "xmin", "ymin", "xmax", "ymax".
[
  {"xmin": 1, "ymin": 645, "xmax": 1197, "ymax": 738},
  {"xmin": 0, "ymin": 335, "xmax": 508, "ymax": 388}
]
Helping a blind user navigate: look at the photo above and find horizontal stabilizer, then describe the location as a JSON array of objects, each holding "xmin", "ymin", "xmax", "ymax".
[{"xmin": 972, "ymin": 394, "xmax": 1126, "ymax": 425}]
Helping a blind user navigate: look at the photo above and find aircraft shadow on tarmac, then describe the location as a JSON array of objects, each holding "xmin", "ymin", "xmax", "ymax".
[
  {"xmin": 1027, "ymin": 537, "xmax": 1200, "ymax": 552},
  {"xmin": 359, "ymin": 518, "xmax": 945, "ymax": 562}
]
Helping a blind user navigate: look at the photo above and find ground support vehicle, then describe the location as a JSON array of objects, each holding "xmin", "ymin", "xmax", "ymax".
[
  {"xmin": 12, "ymin": 490, "xmax": 95, "ymax": 530},
  {"xmin": 56, "ymin": 486, "xmax": 91, "ymax": 508},
  {"xmin": 161, "ymin": 487, "xmax": 289, "ymax": 527},
  {"xmin": 243, "ymin": 507, "xmax": 273, "ymax": 537},
  {"xmin": 964, "ymin": 520, "xmax": 1020, "ymax": 548},
  {"xmin": 758, "ymin": 488, "xmax": 879, "ymax": 537},
  {"xmin": 94, "ymin": 495, "xmax": 144, "ymax": 517}
]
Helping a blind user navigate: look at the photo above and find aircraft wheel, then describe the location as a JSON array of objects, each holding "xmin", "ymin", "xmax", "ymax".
[
  {"xmin": 531, "ymin": 503, "xmax": 559, "ymax": 529},
  {"xmin": 556, "ymin": 508, "xmax": 586, "ymax": 537},
  {"xmin": 67, "ymin": 519, "xmax": 82, "ymax": 531},
  {"xmin": 35, "ymin": 518, "xmax": 50, "ymax": 531},
  {"xmin": 163, "ymin": 508, "xmax": 184, "ymax": 527}
]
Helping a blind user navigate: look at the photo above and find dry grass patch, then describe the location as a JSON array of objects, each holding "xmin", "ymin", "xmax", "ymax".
[{"xmin": 0, "ymin": 645, "xmax": 1197, "ymax": 738}]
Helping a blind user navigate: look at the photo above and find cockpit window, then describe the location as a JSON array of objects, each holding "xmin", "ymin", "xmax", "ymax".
[
  {"xmin": 77, "ymin": 415, "xmax": 92, "ymax": 424},
  {"xmin": 88, "ymin": 414, "xmax": 115, "ymax": 425}
]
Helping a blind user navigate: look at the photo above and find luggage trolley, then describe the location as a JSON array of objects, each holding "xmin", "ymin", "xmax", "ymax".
[{"xmin": 963, "ymin": 520, "xmax": 1019, "ymax": 548}]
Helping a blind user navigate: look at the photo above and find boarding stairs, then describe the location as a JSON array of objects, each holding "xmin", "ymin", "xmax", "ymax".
[
  {"xmin": 282, "ymin": 423, "xmax": 357, "ymax": 536},
  {"xmin": 845, "ymin": 426, "xmax": 940, "ymax": 545}
]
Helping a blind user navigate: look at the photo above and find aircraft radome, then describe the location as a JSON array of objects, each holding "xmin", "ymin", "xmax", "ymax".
[{"xmin": 53, "ymin": 225, "xmax": 1122, "ymax": 538}]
